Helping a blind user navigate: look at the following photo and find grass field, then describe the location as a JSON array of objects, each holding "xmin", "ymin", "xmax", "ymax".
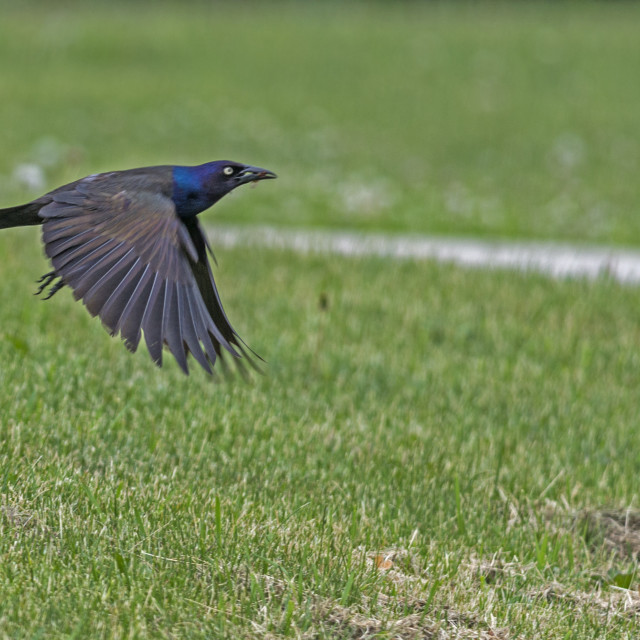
[
  {"xmin": 1, "ymin": 2, "xmax": 640, "ymax": 639},
  {"xmin": 2, "ymin": 232, "xmax": 640, "ymax": 638},
  {"xmin": 1, "ymin": 1, "xmax": 640, "ymax": 244}
]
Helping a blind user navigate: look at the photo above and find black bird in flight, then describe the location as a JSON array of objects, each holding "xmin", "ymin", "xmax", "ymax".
[{"xmin": 0, "ymin": 160, "xmax": 276, "ymax": 375}]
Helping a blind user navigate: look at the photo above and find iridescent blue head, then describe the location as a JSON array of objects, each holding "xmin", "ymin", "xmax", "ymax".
[{"xmin": 172, "ymin": 160, "xmax": 277, "ymax": 218}]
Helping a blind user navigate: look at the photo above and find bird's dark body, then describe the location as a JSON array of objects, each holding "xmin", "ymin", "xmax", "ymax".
[{"xmin": 0, "ymin": 160, "xmax": 276, "ymax": 375}]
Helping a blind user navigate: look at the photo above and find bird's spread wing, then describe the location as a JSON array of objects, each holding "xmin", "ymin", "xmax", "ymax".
[{"xmin": 39, "ymin": 179, "xmax": 247, "ymax": 375}]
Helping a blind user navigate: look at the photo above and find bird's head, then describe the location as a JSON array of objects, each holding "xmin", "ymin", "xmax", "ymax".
[{"xmin": 172, "ymin": 160, "xmax": 277, "ymax": 218}]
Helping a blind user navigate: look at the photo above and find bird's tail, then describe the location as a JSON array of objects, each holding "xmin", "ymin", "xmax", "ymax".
[{"xmin": 0, "ymin": 202, "xmax": 43, "ymax": 229}]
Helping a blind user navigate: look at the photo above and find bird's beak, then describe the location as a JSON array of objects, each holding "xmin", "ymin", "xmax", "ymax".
[{"xmin": 234, "ymin": 165, "xmax": 278, "ymax": 186}]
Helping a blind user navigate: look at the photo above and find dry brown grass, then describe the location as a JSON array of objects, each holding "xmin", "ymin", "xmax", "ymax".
[
  {"xmin": 580, "ymin": 509, "xmax": 640, "ymax": 561},
  {"xmin": 0, "ymin": 503, "xmax": 51, "ymax": 538},
  {"xmin": 240, "ymin": 547, "xmax": 512, "ymax": 639}
]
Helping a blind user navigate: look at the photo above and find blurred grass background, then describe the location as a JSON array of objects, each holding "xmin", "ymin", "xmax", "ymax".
[
  {"xmin": 2, "ymin": 2, "xmax": 640, "ymax": 638},
  {"xmin": 1, "ymin": 1, "xmax": 640, "ymax": 242}
]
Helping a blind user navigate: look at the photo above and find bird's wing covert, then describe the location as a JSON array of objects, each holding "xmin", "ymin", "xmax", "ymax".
[{"xmin": 39, "ymin": 181, "xmax": 243, "ymax": 374}]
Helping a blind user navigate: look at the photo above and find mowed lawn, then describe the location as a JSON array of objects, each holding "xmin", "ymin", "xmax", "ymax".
[
  {"xmin": 1, "ymin": 2, "xmax": 640, "ymax": 639},
  {"xmin": 2, "ymin": 229, "xmax": 640, "ymax": 638}
]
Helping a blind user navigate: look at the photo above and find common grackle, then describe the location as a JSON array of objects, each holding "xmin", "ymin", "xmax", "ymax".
[{"xmin": 0, "ymin": 160, "xmax": 276, "ymax": 375}]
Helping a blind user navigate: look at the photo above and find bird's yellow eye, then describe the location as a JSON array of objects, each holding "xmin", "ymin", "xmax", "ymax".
[{"xmin": 223, "ymin": 166, "xmax": 234, "ymax": 176}]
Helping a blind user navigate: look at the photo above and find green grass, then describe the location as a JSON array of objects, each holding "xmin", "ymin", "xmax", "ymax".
[
  {"xmin": 2, "ymin": 228, "xmax": 640, "ymax": 638},
  {"xmin": 2, "ymin": 2, "xmax": 640, "ymax": 638},
  {"xmin": 1, "ymin": 1, "xmax": 640, "ymax": 243}
]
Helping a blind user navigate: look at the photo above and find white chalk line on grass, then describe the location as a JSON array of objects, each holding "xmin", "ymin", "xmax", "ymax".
[{"xmin": 208, "ymin": 224, "xmax": 640, "ymax": 284}]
